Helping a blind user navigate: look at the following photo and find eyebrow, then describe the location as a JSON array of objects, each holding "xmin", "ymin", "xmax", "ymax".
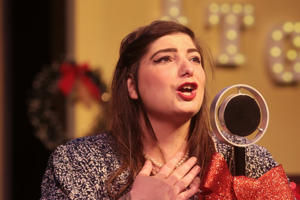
[{"xmin": 150, "ymin": 48, "xmax": 200, "ymax": 60}]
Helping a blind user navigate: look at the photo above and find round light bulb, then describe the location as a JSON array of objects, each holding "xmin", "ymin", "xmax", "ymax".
[
  {"xmin": 220, "ymin": 3, "xmax": 230, "ymax": 13},
  {"xmin": 218, "ymin": 54, "xmax": 229, "ymax": 64},
  {"xmin": 209, "ymin": 3, "xmax": 219, "ymax": 13},
  {"xmin": 283, "ymin": 22, "xmax": 294, "ymax": 33},
  {"xmin": 270, "ymin": 46, "xmax": 282, "ymax": 57},
  {"xmin": 272, "ymin": 30, "xmax": 283, "ymax": 41},
  {"xmin": 286, "ymin": 49, "xmax": 297, "ymax": 61},
  {"xmin": 177, "ymin": 16, "xmax": 188, "ymax": 25},
  {"xmin": 294, "ymin": 62, "xmax": 300, "ymax": 73},
  {"xmin": 243, "ymin": 15, "xmax": 255, "ymax": 26},
  {"xmin": 234, "ymin": 54, "xmax": 245, "ymax": 64},
  {"xmin": 209, "ymin": 14, "xmax": 219, "ymax": 25},
  {"xmin": 161, "ymin": 16, "xmax": 171, "ymax": 21},
  {"xmin": 282, "ymin": 71, "xmax": 293, "ymax": 82},
  {"xmin": 232, "ymin": 3, "xmax": 243, "ymax": 14},
  {"xmin": 293, "ymin": 36, "xmax": 300, "ymax": 47},
  {"xmin": 226, "ymin": 29, "xmax": 238, "ymax": 40},
  {"xmin": 244, "ymin": 4, "xmax": 254, "ymax": 14},
  {"xmin": 226, "ymin": 44, "xmax": 237, "ymax": 55},
  {"xmin": 169, "ymin": 6, "xmax": 180, "ymax": 17},
  {"xmin": 272, "ymin": 63, "xmax": 284, "ymax": 74},
  {"xmin": 294, "ymin": 22, "xmax": 300, "ymax": 33}
]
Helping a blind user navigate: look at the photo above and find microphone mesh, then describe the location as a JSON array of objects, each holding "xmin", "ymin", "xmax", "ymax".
[{"xmin": 224, "ymin": 95, "xmax": 261, "ymax": 136}]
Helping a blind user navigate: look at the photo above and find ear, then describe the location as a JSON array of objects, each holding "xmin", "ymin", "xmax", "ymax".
[{"xmin": 127, "ymin": 76, "xmax": 138, "ymax": 99}]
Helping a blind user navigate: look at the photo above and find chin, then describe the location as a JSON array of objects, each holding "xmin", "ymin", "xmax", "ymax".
[
  {"xmin": 178, "ymin": 104, "xmax": 201, "ymax": 115},
  {"xmin": 174, "ymin": 108, "xmax": 199, "ymax": 120}
]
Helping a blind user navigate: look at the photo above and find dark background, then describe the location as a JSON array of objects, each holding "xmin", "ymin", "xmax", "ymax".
[{"xmin": 4, "ymin": 0, "xmax": 66, "ymax": 199}]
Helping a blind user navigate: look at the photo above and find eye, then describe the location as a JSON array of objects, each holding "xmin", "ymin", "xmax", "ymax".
[
  {"xmin": 153, "ymin": 56, "xmax": 173, "ymax": 64},
  {"xmin": 190, "ymin": 56, "xmax": 201, "ymax": 64}
]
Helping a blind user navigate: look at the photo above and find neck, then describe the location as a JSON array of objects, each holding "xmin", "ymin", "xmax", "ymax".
[{"xmin": 142, "ymin": 114, "xmax": 191, "ymax": 163}]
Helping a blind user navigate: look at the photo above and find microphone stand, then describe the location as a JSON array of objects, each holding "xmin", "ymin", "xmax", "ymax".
[{"xmin": 234, "ymin": 146, "xmax": 246, "ymax": 176}]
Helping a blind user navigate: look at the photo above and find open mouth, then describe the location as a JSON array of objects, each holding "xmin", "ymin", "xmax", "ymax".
[{"xmin": 177, "ymin": 82, "xmax": 198, "ymax": 101}]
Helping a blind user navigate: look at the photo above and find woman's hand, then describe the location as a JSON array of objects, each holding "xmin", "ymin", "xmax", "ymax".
[{"xmin": 129, "ymin": 152, "xmax": 201, "ymax": 200}]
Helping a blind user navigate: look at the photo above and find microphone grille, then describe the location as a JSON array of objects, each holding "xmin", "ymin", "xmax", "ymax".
[{"xmin": 224, "ymin": 95, "xmax": 261, "ymax": 136}]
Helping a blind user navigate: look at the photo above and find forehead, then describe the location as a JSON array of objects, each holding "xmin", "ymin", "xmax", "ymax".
[{"xmin": 147, "ymin": 33, "xmax": 197, "ymax": 53}]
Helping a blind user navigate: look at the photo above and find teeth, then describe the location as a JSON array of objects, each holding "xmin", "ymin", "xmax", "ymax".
[
  {"xmin": 178, "ymin": 83, "xmax": 197, "ymax": 93},
  {"xmin": 182, "ymin": 91, "xmax": 192, "ymax": 95},
  {"xmin": 180, "ymin": 85, "xmax": 194, "ymax": 92},
  {"xmin": 183, "ymin": 86, "xmax": 192, "ymax": 90}
]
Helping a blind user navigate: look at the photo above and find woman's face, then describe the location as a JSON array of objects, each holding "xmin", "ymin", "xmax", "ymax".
[{"xmin": 127, "ymin": 33, "xmax": 206, "ymax": 122}]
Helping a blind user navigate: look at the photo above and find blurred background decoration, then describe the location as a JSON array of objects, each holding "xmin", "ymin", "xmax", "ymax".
[
  {"xmin": 0, "ymin": 0, "xmax": 299, "ymax": 199},
  {"xmin": 27, "ymin": 61, "xmax": 109, "ymax": 150},
  {"xmin": 205, "ymin": 3, "xmax": 254, "ymax": 67}
]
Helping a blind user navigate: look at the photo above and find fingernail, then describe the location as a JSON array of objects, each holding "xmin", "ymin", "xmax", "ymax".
[
  {"xmin": 190, "ymin": 156, "xmax": 197, "ymax": 163},
  {"xmin": 145, "ymin": 159, "xmax": 151, "ymax": 165}
]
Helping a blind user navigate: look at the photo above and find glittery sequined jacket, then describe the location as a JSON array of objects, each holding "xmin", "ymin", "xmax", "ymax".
[{"xmin": 40, "ymin": 132, "xmax": 281, "ymax": 200}]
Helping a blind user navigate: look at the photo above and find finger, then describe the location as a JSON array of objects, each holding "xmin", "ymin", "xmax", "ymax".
[
  {"xmin": 189, "ymin": 177, "xmax": 201, "ymax": 191},
  {"xmin": 173, "ymin": 165, "xmax": 201, "ymax": 194},
  {"xmin": 138, "ymin": 159, "xmax": 153, "ymax": 176},
  {"xmin": 166, "ymin": 157, "xmax": 197, "ymax": 185},
  {"xmin": 155, "ymin": 151, "xmax": 184, "ymax": 178},
  {"xmin": 177, "ymin": 177, "xmax": 201, "ymax": 200}
]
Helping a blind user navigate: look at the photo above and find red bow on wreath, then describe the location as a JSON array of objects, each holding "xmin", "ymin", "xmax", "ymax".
[
  {"xmin": 58, "ymin": 62, "xmax": 100, "ymax": 101},
  {"xmin": 198, "ymin": 153, "xmax": 295, "ymax": 200}
]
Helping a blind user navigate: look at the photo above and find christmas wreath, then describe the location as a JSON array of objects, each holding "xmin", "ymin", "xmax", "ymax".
[{"xmin": 28, "ymin": 61, "xmax": 109, "ymax": 150}]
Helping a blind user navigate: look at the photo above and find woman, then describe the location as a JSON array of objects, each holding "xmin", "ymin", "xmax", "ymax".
[{"xmin": 41, "ymin": 21, "xmax": 294, "ymax": 200}]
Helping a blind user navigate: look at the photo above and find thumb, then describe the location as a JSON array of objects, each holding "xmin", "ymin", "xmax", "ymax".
[{"xmin": 138, "ymin": 159, "xmax": 153, "ymax": 176}]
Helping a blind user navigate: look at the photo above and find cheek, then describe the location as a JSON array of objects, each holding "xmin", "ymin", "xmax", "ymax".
[
  {"xmin": 137, "ymin": 72, "xmax": 174, "ymax": 107},
  {"xmin": 196, "ymin": 67, "xmax": 206, "ymax": 85},
  {"xmin": 138, "ymin": 71, "xmax": 155, "ymax": 90},
  {"xmin": 138, "ymin": 69, "xmax": 170, "ymax": 92},
  {"xmin": 196, "ymin": 68, "xmax": 206, "ymax": 104}
]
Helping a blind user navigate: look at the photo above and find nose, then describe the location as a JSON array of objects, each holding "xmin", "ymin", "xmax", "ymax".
[{"xmin": 178, "ymin": 58, "xmax": 194, "ymax": 77}]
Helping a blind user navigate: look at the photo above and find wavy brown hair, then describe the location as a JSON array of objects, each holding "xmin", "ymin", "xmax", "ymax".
[{"xmin": 107, "ymin": 20, "xmax": 215, "ymax": 198}]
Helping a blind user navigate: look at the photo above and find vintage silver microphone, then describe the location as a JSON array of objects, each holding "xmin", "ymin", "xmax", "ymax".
[{"xmin": 210, "ymin": 84, "xmax": 269, "ymax": 175}]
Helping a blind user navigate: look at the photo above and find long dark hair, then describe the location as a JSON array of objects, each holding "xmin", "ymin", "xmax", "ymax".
[{"xmin": 108, "ymin": 20, "xmax": 215, "ymax": 198}]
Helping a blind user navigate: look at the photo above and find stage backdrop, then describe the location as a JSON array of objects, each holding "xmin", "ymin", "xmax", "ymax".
[
  {"xmin": 0, "ymin": 0, "xmax": 4, "ymax": 198},
  {"xmin": 72, "ymin": 0, "xmax": 300, "ymax": 174}
]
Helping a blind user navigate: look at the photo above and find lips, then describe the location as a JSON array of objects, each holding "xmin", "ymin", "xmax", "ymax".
[{"xmin": 176, "ymin": 82, "xmax": 198, "ymax": 101}]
